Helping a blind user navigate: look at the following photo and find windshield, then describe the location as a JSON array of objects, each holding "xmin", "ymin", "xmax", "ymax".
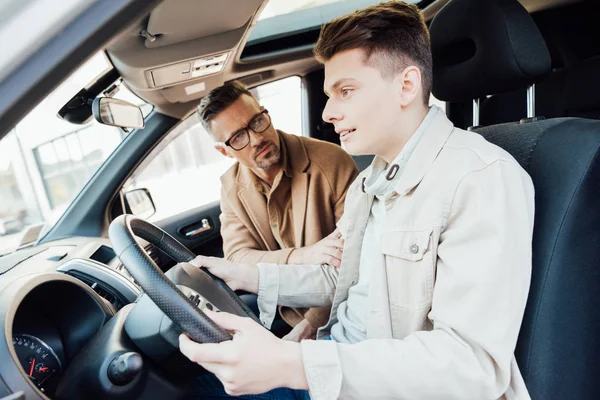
[
  {"xmin": 248, "ymin": 0, "xmax": 423, "ymax": 44},
  {"xmin": 0, "ymin": 52, "xmax": 149, "ymax": 256}
]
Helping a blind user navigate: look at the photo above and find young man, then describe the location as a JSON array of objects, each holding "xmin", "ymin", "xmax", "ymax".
[
  {"xmin": 198, "ymin": 82, "xmax": 358, "ymax": 341},
  {"xmin": 182, "ymin": 2, "xmax": 534, "ymax": 399}
]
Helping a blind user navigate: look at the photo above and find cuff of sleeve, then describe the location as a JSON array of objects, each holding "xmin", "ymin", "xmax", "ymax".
[
  {"xmin": 257, "ymin": 263, "xmax": 280, "ymax": 329},
  {"xmin": 301, "ymin": 340, "xmax": 343, "ymax": 400}
]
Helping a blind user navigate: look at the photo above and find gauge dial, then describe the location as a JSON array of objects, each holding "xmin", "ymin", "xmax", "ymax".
[{"xmin": 12, "ymin": 334, "xmax": 61, "ymax": 395}]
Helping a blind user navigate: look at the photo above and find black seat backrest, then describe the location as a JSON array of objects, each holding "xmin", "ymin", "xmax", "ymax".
[
  {"xmin": 476, "ymin": 118, "xmax": 600, "ymax": 398},
  {"xmin": 430, "ymin": 0, "xmax": 600, "ymax": 398}
]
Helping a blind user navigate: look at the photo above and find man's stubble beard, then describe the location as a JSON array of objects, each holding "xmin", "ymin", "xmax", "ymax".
[{"xmin": 256, "ymin": 146, "xmax": 281, "ymax": 169}]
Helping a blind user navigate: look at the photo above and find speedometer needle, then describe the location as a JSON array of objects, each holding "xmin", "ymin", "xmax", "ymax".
[{"xmin": 29, "ymin": 358, "xmax": 35, "ymax": 376}]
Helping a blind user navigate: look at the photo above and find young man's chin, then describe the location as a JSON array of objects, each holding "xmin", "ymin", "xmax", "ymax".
[{"xmin": 341, "ymin": 142, "xmax": 369, "ymax": 156}]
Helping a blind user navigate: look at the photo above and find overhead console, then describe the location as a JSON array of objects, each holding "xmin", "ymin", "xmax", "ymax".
[
  {"xmin": 147, "ymin": 52, "xmax": 230, "ymax": 88},
  {"xmin": 107, "ymin": 0, "xmax": 264, "ymax": 101}
]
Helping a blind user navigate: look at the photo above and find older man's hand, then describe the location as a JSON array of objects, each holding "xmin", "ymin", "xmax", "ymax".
[
  {"xmin": 288, "ymin": 229, "xmax": 344, "ymax": 267},
  {"xmin": 282, "ymin": 318, "xmax": 317, "ymax": 342}
]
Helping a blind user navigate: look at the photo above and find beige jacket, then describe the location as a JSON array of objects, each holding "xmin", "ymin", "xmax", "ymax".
[
  {"xmin": 220, "ymin": 131, "xmax": 359, "ymax": 327},
  {"xmin": 258, "ymin": 111, "xmax": 534, "ymax": 400}
]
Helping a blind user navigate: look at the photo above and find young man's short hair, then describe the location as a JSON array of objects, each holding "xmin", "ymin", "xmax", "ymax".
[
  {"xmin": 197, "ymin": 80, "xmax": 253, "ymax": 132},
  {"xmin": 314, "ymin": 1, "xmax": 432, "ymax": 105}
]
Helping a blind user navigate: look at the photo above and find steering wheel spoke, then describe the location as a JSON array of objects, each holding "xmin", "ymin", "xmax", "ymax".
[{"xmin": 109, "ymin": 215, "xmax": 258, "ymax": 344}]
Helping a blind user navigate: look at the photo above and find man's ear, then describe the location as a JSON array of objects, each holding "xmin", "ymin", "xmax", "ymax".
[
  {"xmin": 395, "ymin": 65, "xmax": 422, "ymax": 107},
  {"xmin": 215, "ymin": 144, "xmax": 233, "ymax": 158}
]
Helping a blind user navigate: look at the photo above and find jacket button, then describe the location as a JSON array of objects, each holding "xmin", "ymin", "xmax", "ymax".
[{"xmin": 409, "ymin": 244, "xmax": 419, "ymax": 254}]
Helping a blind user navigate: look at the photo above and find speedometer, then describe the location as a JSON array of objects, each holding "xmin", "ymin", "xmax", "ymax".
[{"xmin": 12, "ymin": 334, "xmax": 62, "ymax": 395}]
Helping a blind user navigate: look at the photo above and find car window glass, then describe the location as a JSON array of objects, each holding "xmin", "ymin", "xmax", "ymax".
[
  {"xmin": 122, "ymin": 76, "xmax": 303, "ymax": 222},
  {"xmin": 0, "ymin": 52, "xmax": 149, "ymax": 255}
]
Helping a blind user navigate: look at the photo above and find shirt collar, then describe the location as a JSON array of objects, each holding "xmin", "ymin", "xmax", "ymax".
[{"xmin": 363, "ymin": 106, "xmax": 438, "ymax": 198}]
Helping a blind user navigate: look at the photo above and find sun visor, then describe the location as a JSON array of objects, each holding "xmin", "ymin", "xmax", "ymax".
[{"xmin": 143, "ymin": 0, "xmax": 263, "ymax": 48}]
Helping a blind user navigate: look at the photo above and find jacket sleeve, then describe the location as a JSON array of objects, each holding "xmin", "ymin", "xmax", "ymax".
[
  {"xmin": 220, "ymin": 185, "xmax": 294, "ymax": 265},
  {"xmin": 256, "ymin": 262, "xmax": 339, "ymax": 328},
  {"xmin": 300, "ymin": 161, "xmax": 535, "ymax": 400}
]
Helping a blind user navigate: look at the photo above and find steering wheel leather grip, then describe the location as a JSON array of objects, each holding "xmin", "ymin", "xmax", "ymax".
[{"xmin": 109, "ymin": 214, "xmax": 232, "ymax": 343}]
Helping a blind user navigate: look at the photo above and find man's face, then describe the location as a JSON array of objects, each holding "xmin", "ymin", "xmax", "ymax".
[
  {"xmin": 322, "ymin": 48, "xmax": 403, "ymax": 157},
  {"xmin": 211, "ymin": 94, "xmax": 281, "ymax": 170}
]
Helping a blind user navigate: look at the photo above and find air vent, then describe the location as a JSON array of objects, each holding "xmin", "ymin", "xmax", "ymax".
[
  {"xmin": 114, "ymin": 244, "xmax": 160, "ymax": 285},
  {"xmin": 116, "ymin": 243, "xmax": 160, "ymax": 269},
  {"xmin": 68, "ymin": 272, "xmax": 125, "ymax": 311},
  {"xmin": 145, "ymin": 244, "xmax": 161, "ymax": 266}
]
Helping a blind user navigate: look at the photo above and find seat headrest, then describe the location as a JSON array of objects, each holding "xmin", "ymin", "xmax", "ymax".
[
  {"xmin": 430, "ymin": 0, "xmax": 551, "ymax": 103},
  {"xmin": 566, "ymin": 56, "xmax": 600, "ymax": 118}
]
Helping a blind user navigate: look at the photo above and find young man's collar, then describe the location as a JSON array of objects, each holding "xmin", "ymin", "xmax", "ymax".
[
  {"xmin": 363, "ymin": 106, "xmax": 438, "ymax": 197},
  {"xmin": 361, "ymin": 105, "xmax": 453, "ymax": 196}
]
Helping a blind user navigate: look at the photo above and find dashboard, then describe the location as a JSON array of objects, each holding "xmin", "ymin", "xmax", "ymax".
[
  {"xmin": 13, "ymin": 334, "xmax": 62, "ymax": 395},
  {"xmin": 10, "ymin": 280, "xmax": 112, "ymax": 397},
  {"xmin": 0, "ymin": 236, "xmax": 174, "ymax": 399}
]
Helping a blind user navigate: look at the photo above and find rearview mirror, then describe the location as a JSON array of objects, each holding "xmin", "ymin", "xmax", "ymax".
[
  {"xmin": 92, "ymin": 97, "xmax": 144, "ymax": 129},
  {"xmin": 124, "ymin": 188, "xmax": 156, "ymax": 219}
]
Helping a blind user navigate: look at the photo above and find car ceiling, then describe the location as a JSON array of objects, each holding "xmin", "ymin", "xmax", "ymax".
[{"xmin": 105, "ymin": 0, "xmax": 583, "ymax": 120}]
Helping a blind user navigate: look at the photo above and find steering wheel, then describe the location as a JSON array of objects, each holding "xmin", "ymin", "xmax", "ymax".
[{"xmin": 108, "ymin": 214, "xmax": 259, "ymax": 344}]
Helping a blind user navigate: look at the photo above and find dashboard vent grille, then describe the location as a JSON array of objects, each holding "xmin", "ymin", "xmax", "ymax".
[
  {"xmin": 68, "ymin": 272, "xmax": 125, "ymax": 311},
  {"xmin": 115, "ymin": 244, "xmax": 161, "ymax": 280},
  {"xmin": 145, "ymin": 244, "xmax": 161, "ymax": 266}
]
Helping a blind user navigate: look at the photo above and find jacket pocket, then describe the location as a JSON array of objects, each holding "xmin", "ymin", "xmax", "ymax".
[{"xmin": 381, "ymin": 228, "xmax": 434, "ymax": 310}]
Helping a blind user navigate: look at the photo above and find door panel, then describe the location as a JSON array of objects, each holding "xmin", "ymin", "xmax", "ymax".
[{"xmin": 154, "ymin": 200, "xmax": 223, "ymax": 258}]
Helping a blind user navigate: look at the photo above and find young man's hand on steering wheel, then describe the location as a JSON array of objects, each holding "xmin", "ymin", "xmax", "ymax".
[{"xmin": 179, "ymin": 310, "xmax": 309, "ymax": 396}]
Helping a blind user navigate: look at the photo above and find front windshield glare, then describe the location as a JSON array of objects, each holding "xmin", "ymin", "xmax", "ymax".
[{"xmin": 0, "ymin": 52, "xmax": 149, "ymax": 256}]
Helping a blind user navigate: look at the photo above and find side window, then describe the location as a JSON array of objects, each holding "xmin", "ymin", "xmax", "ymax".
[
  {"xmin": 122, "ymin": 76, "xmax": 303, "ymax": 222},
  {"xmin": 250, "ymin": 76, "xmax": 303, "ymax": 136}
]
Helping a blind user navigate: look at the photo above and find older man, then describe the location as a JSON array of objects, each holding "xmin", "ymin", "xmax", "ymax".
[{"xmin": 197, "ymin": 81, "xmax": 358, "ymax": 341}]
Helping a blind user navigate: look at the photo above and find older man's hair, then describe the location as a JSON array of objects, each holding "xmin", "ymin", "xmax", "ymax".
[
  {"xmin": 197, "ymin": 81, "xmax": 253, "ymax": 133},
  {"xmin": 314, "ymin": 1, "xmax": 432, "ymax": 104}
]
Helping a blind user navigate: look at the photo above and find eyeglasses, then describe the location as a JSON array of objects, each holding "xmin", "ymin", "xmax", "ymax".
[{"xmin": 217, "ymin": 109, "xmax": 271, "ymax": 151}]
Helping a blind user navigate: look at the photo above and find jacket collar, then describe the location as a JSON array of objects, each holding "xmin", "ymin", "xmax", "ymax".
[{"xmin": 366, "ymin": 109, "xmax": 455, "ymax": 196}]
